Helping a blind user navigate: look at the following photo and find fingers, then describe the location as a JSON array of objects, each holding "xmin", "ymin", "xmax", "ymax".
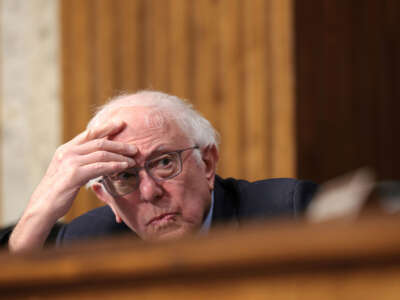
[
  {"xmin": 77, "ymin": 151, "xmax": 137, "ymax": 168},
  {"xmin": 75, "ymin": 139, "xmax": 138, "ymax": 157},
  {"xmin": 72, "ymin": 120, "xmax": 126, "ymax": 145},
  {"xmin": 77, "ymin": 161, "xmax": 133, "ymax": 183},
  {"xmin": 49, "ymin": 119, "xmax": 139, "ymax": 188},
  {"xmin": 58, "ymin": 152, "xmax": 136, "ymax": 189}
]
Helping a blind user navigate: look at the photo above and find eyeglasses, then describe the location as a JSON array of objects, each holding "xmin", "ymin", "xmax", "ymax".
[{"xmin": 100, "ymin": 145, "xmax": 199, "ymax": 197}]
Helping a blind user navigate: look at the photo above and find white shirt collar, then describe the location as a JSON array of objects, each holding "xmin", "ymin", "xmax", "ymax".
[{"xmin": 199, "ymin": 191, "xmax": 214, "ymax": 234}]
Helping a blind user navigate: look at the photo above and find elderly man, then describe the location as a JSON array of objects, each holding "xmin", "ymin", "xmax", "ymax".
[{"xmin": 9, "ymin": 91, "xmax": 317, "ymax": 252}]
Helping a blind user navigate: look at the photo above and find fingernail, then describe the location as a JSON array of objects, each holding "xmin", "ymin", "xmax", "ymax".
[
  {"xmin": 128, "ymin": 144, "xmax": 137, "ymax": 152},
  {"xmin": 127, "ymin": 158, "xmax": 136, "ymax": 166},
  {"xmin": 113, "ymin": 120, "xmax": 124, "ymax": 127}
]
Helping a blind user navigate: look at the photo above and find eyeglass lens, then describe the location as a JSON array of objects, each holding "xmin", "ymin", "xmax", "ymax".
[{"xmin": 106, "ymin": 152, "xmax": 182, "ymax": 196}]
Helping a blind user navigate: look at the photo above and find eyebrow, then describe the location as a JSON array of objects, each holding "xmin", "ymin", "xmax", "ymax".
[{"xmin": 142, "ymin": 146, "xmax": 176, "ymax": 161}]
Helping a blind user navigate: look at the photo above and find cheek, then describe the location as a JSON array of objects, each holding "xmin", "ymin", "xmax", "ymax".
[
  {"xmin": 170, "ymin": 174, "xmax": 211, "ymax": 223},
  {"xmin": 181, "ymin": 196, "xmax": 210, "ymax": 224}
]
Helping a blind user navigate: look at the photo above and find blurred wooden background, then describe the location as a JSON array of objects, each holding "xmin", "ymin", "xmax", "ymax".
[
  {"xmin": 295, "ymin": 0, "xmax": 400, "ymax": 183},
  {"xmin": 61, "ymin": 0, "xmax": 400, "ymax": 221}
]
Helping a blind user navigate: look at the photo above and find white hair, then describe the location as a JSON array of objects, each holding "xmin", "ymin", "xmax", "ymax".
[
  {"xmin": 86, "ymin": 90, "xmax": 219, "ymax": 188},
  {"xmin": 88, "ymin": 90, "xmax": 219, "ymax": 148}
]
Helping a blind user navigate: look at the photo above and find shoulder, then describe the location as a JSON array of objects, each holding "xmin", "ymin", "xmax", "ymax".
[
  {"xmin": 56, "ymin": 206, "xmax": 132, "ymax": 245},
  {"xmin": 214, "ymin": 176, "xmax": 318, "ymax": 221}
]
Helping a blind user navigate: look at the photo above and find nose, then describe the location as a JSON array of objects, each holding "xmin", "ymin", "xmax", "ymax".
[{"xmin": 138, "ymin": 170, "xmax": 163, "ymax": 202}]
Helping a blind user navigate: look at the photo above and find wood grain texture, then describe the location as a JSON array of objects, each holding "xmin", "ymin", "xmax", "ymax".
[
  {"xmin": 270, "ymin": 0, "xmax": 296, "ymax": 177},
  {"xmin": 295, "ymin": 0, "xmax": 400, "ymax": 183},
  {"xmin": 1, "ymin": 216, "xmax": 400, "ymax": 299},
  {"xmin": 62, "ymin": 0, "xmax": 102, "ymax": 220},
  {"xmin": 217, "ymin": 0, "xmax": 243, "ymax": 178},
  {"xmin": 168, "ymin": 0, "xmax": 191, "ymax": 99},
  {"xmin": 61, "ymin": 0, "xmax": 296, "ymax": 220},
  {"xmin": 243, "ymin": 0, "xmax": 270, "ymax": 179},
  {"xmin": 93, "ymin": 0, "xmax": 116, "ymax": 104},
  {"xmin": 0, "ymin": 1, "xmax": 2, "ymax": 225},
  {"xmin": 192, "ymin": 0, "xmax": 220, "ymax": 124},
  {"xmin": 144, "ymin": 0, "xmax": 170, "ymax": 92}
]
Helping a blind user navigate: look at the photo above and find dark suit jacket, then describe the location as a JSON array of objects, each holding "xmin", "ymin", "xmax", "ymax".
[
  {"xmin": 0, "ymin": 225, "xmax": 15, "ymax": 248},
  {"xmin": 56, "ymin": 176, "xmax": 317, "ymax": 245}
]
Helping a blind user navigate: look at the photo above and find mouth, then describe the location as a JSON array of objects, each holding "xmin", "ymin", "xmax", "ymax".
[{"xmin": 146, "ymin": 212, "xmax": 178, "ymax": 226}]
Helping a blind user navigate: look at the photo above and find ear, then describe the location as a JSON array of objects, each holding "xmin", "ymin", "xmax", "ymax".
[
  {"xmin": 201, "ymin": 145, "xmax": 219, "ymax": 190},
  {"xmin": 92, "ymin": 183, "xmax": 122, "ymax": 223}
]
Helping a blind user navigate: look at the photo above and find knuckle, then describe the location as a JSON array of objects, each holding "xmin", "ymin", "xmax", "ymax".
[
  {"xmin": 108, "ymin": 162, "xmax": 124, "ymax": 172},
  {"xmin": 65, "ymin": 165, "xmax": 79, "ymax": 180},
  {"xmin": 91, "ymin": 162, "xmax": 103, "ymax": 172},
  {"xmin": 55, "ymin": 147, "xmax": 66, "ymax": 161},
  {"xmin": 85, "ymin": 129, "xmax": 93, "ymax": 140},
  {"xmin": 55, "ymin": 144, "xmax": 76, "ymax": 163},
  {"xmin": 98, "ymin": 151, "xmax": 108, "ymax": 161},
  {"xmin": 95, "ymin": 139, "xmax": 106, "ymax": 149},
  {"xmin": 61, "ymin": 155, "xmax": 71, "ymax": 166},
  {"xmin": 110, "ymin": 162, "xmax": 124, "ymax": 171},
  {"xmin": 65, "ymin": 155, "xmax": 79, "ymax": 168},
  {"xmin": 124, "ymin": 143, "xmax": 132, "ymax": 152}
]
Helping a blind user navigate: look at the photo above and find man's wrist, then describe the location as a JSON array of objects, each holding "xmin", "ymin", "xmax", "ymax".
[{"xmin": 9, "ymin": 210, "xmax": 58, "ymax": 253}]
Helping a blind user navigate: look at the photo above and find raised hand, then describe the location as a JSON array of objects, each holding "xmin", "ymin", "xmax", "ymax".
[{"xmin": 9, "ymin": 120, "xmax": 137, "ymax": 252}]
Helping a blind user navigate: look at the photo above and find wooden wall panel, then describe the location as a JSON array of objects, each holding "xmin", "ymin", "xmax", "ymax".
[
  {"xmin": 270, "ymin": 0, "xmax": 296, "ymax": 177},
  {"xmin": 243, "ymin": 0, "xmax": 270, "ymax": 179},
  {"xmin": 218, "ymin": 0, "xmax": 243, "ymax": 178},
  {"xmin": 144, "ymin": 0, "xmax": 170, "ymax": 92},
  {"xmin": 295, "ymin": 0, "xmax": 400, "ymax": 183},
  {"xmin": 62, "ymin": 0, "xmax": 98, "ymax": 220},
  {"xmin": 0, "ymin": 1, "xmax": 2, "ymax": 225},
  {"xmin": 61, "ymin": 0, "xmax": 296, "ymax": 220},
  {"xmin": 169, "ymin": 0, "xmax": 191, "ymax": 98},
  {"xmin": 192, "ymin": 0, "xmax": 219, "ymax": 125},
  {"xmin": 116, "ymin": 0, "xmax": 142, "ymax": 91},
  {"xmin": 93, "ymin": 0, "xmax": 116, "ymax": 104}
]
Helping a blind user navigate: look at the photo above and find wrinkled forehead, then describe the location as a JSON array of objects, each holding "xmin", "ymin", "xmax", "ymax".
[
  {"xmin": 110, "ymin": 106, "xmax": 167, "ymax": 129},
  {"xmin": 97, "ymin": 106, "xmax": 188, "ymax": 143}
]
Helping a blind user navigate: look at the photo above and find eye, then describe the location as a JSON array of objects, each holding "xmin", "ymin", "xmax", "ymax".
[
  {"xmin": 148, "ymin": 154, "xmax": 175, "ymax": 170},
  {"xmin": 117, "ymin": 170, "xmax": 138, "ymax": 181},
  {"xmin": 158, "ymin": 157, "xmax": 173, "ymax": 167}
]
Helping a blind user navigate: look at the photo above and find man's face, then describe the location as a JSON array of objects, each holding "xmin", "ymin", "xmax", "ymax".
[{"xmin": 95, "ymin": 107, "xmax": 216, "ymax": 241}]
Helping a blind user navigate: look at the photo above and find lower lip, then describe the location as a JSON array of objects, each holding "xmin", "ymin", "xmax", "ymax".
[{"xmin": 150, "ymin": 214, "xmax": 177, "ymax": 226}]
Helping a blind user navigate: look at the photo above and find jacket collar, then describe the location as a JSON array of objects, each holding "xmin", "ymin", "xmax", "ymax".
[{"xmin": 211, "ymin": 175, "xmax": 240, "ymax": 227}]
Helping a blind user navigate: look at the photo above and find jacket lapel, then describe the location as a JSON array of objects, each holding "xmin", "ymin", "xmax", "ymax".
[{"xmin": 211, "ymin": 175, "xmax": 240, "ymax": 227}]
